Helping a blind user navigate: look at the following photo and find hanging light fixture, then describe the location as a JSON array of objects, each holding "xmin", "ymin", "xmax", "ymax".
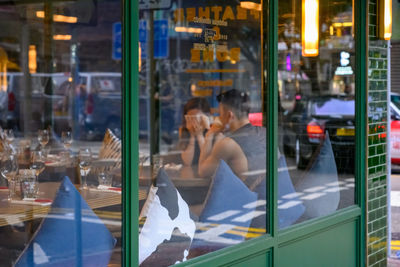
[
  {"xmin": 302, "ymin": 0, "xmax": 319, "ymax": 57},
  {"xmin": 379, "ymin": 0, "xmax": 392, "ymax": 40},
  {"xmin": 29, "ymin": 45, "xmax": 37, "ymax": 73}
]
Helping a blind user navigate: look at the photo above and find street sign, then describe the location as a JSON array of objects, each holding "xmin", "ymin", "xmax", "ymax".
[
  {"xmin": 139, "ymin": 0, "xmax": 171, "ymax": 10},
  {"xmin": 112, "ymin": 22, "xmax": 122, "ymax": 60},
  {"xmin": 139, "ymin": 20, "xmax": 147, "ymax": 59},
  {"xmin": 154, "ymin": 19, "xmax": 168, "ymax": 59},
  {"xmin": 138, "ymin": 19, "xmax": 169, "ymax": 59}
]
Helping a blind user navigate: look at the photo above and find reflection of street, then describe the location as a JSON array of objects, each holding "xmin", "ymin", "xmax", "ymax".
[
  {"xmin": 284, "ymin": 157, "xmax": 355, "ymax": 211},
  {"xmin": 155, "ymin": 146, "xmax": 356, "ymax": 223}
]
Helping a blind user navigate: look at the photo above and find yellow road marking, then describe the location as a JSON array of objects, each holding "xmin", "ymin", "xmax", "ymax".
[{"xmin": 207, "ymin": 223, "xmax": 265, "ymax": 233}]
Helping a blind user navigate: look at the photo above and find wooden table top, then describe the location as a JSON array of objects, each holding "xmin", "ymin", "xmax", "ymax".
[
  {"xmin": 0, "ymin": 182, "xmax": 141, "ymax": 227},
  {"xmin": 138, "ymin": 165, "xmax": 211, "ymax": 188}
]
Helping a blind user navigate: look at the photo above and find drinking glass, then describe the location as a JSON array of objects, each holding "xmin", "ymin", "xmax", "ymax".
[
  {"xmin": 98, "ymin": 172, "xmax": 113, "ymax": 187},
  {"xmin": 30, "ymin": 150, "xmax": 46, "ymax": 177},
  {"xmin": 61, "ymin": 131, "xmax": 73, "ymax": 150},
  {"xmin": 0, "ymin": 153, "xmax": 18, "ymax": 200},
  {"xmin": 38, "ymin": 130, "xmax": 50, "ymax": 150},
  {"xmin": 79, "ymin": 148, "xmax": 92, "ymax": 189},
  {"xmin": 20, "ymin": 170, "xmax": 38, "ymax": 199},
  {"xmin": 4, "ymin": 129, "xmax": 14, "ymax": 145}
]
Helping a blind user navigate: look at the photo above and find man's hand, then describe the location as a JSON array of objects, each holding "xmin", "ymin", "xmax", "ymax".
[{"xmin": 205, "ymin": 120, "xmax": 224, "ymax": 138}]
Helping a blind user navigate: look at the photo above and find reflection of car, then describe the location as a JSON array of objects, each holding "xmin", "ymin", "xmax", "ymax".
[
  {"xmin": 6, "ymin": 72, "xmax": 71, "ymax": 134},
  {"xmin": 79, "ymin": 72, "xmax": 121, "ymax": 140},
  {"xmin": 282, "ymin": 95, "xmax": 355, "ymax": 170},
  {"xmin": 390, "ymin": 93, "xmax": 400, "ymax": 164},
  {"xmin": 5, "ymin": 72, "xmax": 121, "ymax": 141}
]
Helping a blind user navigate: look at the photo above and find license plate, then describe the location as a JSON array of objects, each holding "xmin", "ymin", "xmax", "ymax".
[{"xmin": 337, "ymin": 128, "xmax": 355, "ymax": 136}]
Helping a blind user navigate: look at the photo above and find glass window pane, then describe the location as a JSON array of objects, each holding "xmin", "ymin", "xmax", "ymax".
[
  {"xmin": 138, "ymin": 2, "xmax": 266, "ymax": 265},
  {"xmin": 0, "ymin": 0, "xmax": 122, "ymax": 266},
  {"xmin": 278, "ymin": 0, "xmax": 355, "ymax": 228}
]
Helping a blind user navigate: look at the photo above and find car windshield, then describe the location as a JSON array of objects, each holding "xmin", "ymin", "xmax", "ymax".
[
  {"xmin": 392, "ymin": 94, "xmax": 400, "ymax": 110},
  {"xmin": 92, "ymin": 76, "xmax": 121, "ymax": 93},
  {"xmin": 311, "ymin": 97, "xmax": 355, "ymax": 116}
]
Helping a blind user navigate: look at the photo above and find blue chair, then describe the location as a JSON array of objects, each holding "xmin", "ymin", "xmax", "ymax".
[
  {"xmin": 189, "ymin": 160, "xmax": 258, "ymax": 258},
  {"xmin": 15, "ymin": 177, "xmax": 115, "ymax": 267}
]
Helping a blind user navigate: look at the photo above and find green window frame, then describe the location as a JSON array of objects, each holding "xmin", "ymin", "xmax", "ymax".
[{"xmin": 122, "ymin": 0, "xmax": 368, "ymax": 266}]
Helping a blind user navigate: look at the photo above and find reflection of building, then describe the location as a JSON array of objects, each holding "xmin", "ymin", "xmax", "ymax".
[{"xmin": 278, "ymin": 6, "xmax": 355, "ymax": 100}]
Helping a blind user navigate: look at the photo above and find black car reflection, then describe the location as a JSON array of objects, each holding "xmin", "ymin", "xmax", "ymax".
[{"xmin": 282, "ymin": 95, "xmax": 355, "ymax": 171}]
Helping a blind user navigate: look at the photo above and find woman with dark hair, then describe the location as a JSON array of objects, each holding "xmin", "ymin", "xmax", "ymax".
[{"xmin": 178, "ymin": 97, "xmax": 211, "ymax": 166}]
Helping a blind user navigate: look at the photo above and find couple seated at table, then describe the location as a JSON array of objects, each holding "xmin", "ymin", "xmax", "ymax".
[
  {"xmin": 180, "ymin": 89, "xmax": 266, "ymax": 193},
  {"xmin": 176, "ymin": 89, "xmax": 268, "ymax": 234}
]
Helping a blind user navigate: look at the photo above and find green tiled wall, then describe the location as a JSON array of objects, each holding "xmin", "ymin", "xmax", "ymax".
[{"xmin": 367, "ymin": 0, "xmax": 388, "ymax": 266}]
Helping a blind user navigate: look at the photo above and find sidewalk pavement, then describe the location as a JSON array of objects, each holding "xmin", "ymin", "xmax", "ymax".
[{"xmin": 389, "ymin": 257, "xmax": 400, "ymax": 266}]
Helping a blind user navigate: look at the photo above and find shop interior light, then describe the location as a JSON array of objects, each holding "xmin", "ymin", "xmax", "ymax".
[
  {"xmin": 53, "ymin": 35, "xmax": 72, "ymax": 40},
  {"xmin": 379, "ymin": 0, "xmax": 392, "ymax": 40},
  {"xmin": 174, "ymin": 26, "xmax": 202, "ymax": 34},
  {"xmin": 0, "ymin": 47, "xmax": 7, "ymax": 92},
  {"xmin": 302, "ymin": 0, "xmax": 319, "ymax": 57},
  {"xmin": 240, "ymin": 1, "xmax": 262, "ymax": 11},
  {"xmin": 139, "ymin": 42, "xmax": 141, "ymax": 71},
  {"xmin": 36, "ymin": 11, "xmax": 78, "ymax": 23},
  {"xmin": 332, "ymin": 22, "xmax": 353, "ymax": 27},
  {"xmin": 28, "ymin": 45, "xmax": 37, "ymax": 73}
]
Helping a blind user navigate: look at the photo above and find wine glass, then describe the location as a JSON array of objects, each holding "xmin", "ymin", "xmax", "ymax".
[
  {"xmin": 79, "ymin": 148, "xmax": 92, "ymax": 189},
  {"xmin": 30, "ymin": 150, "xmax": 46, "ymax": 177},
  {"xmin": 38, "ymin": 130, "xmax": 49, "ymax": 151},
  {"xmin": 0, "ymin": 153, "xmax": 18, "ymax": 201},
  {"xmin": 61, "ymin": 131, "xmax": 73, "ymax": 150},
  {"xmin": 4, "ymin": 129, "xmax": 14, "ymax": 151}
]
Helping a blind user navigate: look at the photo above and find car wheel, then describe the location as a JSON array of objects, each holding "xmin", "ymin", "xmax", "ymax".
[
  {"xmin": 295, "ymin": 138, "xmax": 307, "ymax": 169},
  {"xmin": 283, "ymin": 136, "xmax": 292, "ymax": 157}
]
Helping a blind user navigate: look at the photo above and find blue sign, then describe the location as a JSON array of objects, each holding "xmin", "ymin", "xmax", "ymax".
[
  {"xmin": 154, "ymin": 19, "xmax": 168, "ymax": 59},
  {"xmin": 139, "ymin": 20, "xmax": 147, "ymax": 59},
  {"xmin": 139, "ymin": 20, "xmax": 147, "ymax": 42},
  {"xmin": 112, "ymin": 22, "xmax": 122, "ymax": 60},
  {"xmin": 138, "ymin": 19, "xmax": 169, "ymax": 59}
]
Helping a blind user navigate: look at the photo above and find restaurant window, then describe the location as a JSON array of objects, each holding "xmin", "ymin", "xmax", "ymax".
[
  {"xmin": 278, "ymin": 0, "xmax": 355, "ymax": 228},
  {"xmin": 0, "ymin": 0, "xmax": 122, "ymax": 266},
  {"xmin": 138, "ymin": 1, "xmax": 266, "ymax": 266}
]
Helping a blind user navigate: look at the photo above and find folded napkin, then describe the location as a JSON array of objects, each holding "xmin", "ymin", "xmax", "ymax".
[
  {"xmin": 0, "ymin": 186, "xmax": 8, "ymax": 192},
  {"xmin": 90, "ymin": 186, "xmax": 122, "ymax": 194},
  {"xmin": 10, "ymin": 198, "xmax": 53, "ymax": 206}
]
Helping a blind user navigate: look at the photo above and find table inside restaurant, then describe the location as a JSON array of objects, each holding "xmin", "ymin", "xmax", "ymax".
[
  {"xmin": 0, "ymin": 178, "xmax": 128, "ymax": 266},
  {"xmin": 0, "ymin": 151, "xmax": 211, "ymax": 265},
  {"xmin": 0, "ymin": 181, "xmax": 126, "ymax": 228},
  {"xmin": 1, "ymin": 152, "xmax": 211, "ymax": 226}
]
